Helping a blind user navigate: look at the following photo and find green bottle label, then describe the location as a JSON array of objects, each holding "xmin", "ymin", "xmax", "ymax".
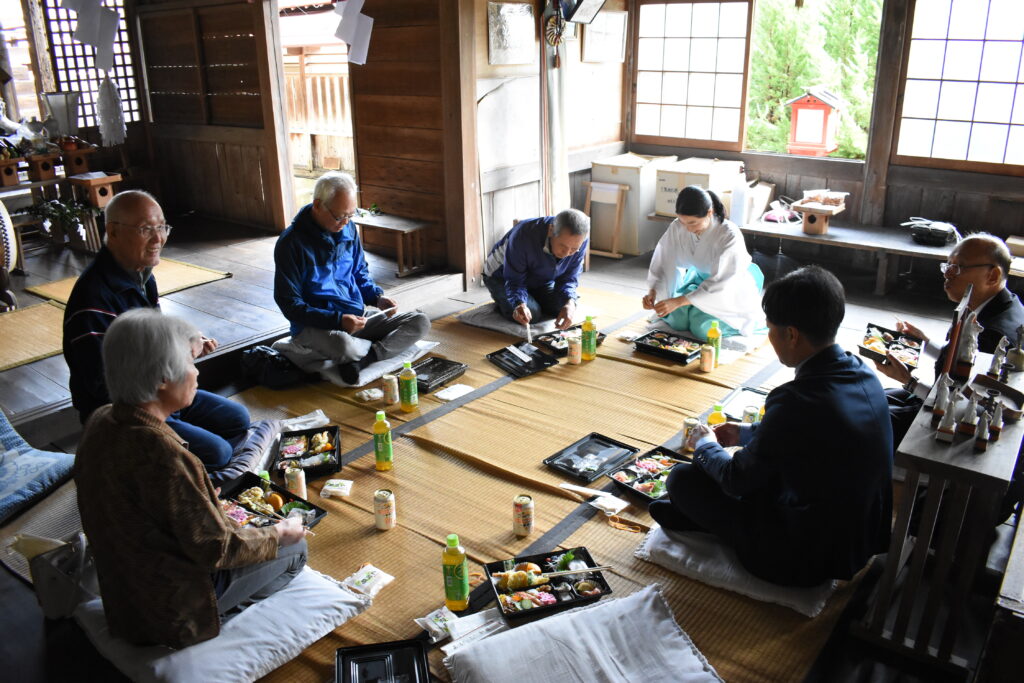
[
  {"xmin": 582, "ymin": 329, "xmax": 597, "ymax": 355},
  {"xmin": 399, "ymin": 377, "xmax": 418, "ymax": 406},
  {"xmin": 443, "ymin": 560, "xmax": 469, "ymax": 602},
  {"xmin": 373, "ymin": 431, "xmax": 393, "ymax": 465}
]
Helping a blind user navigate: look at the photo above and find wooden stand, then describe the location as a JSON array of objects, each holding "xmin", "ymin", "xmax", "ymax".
[
  {"xmin": 0, "ymin": 158, "xmax": 24, "ymax": 187},
  {"xmin": 68, "ymin": 172, "xmax": 123, "ymax": 209},
  {"xmin": 351, "ymin": 213, "xmax": 430, "ymax": 278},
  {"xmin": 791, "ymin": 199, "xmax": 845, "ymax": 235},
  {"xmin": 26, "ymin": 153, "xmax": 60, "ymax": 182},
  {"xmin": 61, "ymin": 147, "xmax": 97, "ymax": 175},
  {"xmin": 583, "ymin": 180, "xmax": 629, "ymax": 269}
]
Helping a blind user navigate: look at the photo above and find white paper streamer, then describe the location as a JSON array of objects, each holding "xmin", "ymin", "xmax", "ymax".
[{"xmin": 96, "ymin": 75, "xmax": 126, "ymax": 146}]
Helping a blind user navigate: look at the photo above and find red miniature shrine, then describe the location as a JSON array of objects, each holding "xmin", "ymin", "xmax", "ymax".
[{"xmin": 785, "ymin": 88, "xmax": 844, "ymax": 157}]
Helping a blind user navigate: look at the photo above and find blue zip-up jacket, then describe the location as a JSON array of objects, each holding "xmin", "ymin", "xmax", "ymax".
[
  {"xmin": 485, "ymin": 217, "xmax": 586, "ymax": 307},
  {"xmin": 274, "ymin": 204, "xmax": 383, "ymax": 336},
  {"xmin": 63, "ymin": 246, "xmax": 160, "ymax": 421}
]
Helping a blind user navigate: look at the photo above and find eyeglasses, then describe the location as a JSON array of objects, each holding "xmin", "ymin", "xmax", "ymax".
[
  {"xmin": 939, "ymin": 262, "xmax": 996, "ymax": 277},
  {"xmin": 324, "ymin": 205, "xmax": 356, "ymax": 225},
  {"xmin": 110, "ymin": 221, "xmax": 172, "ymax": 239}
]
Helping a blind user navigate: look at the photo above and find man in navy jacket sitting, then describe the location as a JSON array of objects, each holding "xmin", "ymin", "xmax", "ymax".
[
  {"xmin": 482, "ymin": 210, "xmax": 589, "ymax": 330},
  {"xmin": 651, "ymin": 266, "xmax": 894, "ymax": 587},
  {"xmin": 274, "ymin": 172, "xmax": 430, "ymax": 384}
]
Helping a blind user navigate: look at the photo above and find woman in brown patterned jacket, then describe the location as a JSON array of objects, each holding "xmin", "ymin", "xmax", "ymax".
[{"xmin": 75, "ymin": 309, "xmax": 308, "ymax": 648}]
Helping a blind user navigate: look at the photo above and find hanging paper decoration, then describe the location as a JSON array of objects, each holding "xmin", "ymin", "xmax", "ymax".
[{"xmin": 96, "ymin": 75, "xmax": 126, "ymax": 146}]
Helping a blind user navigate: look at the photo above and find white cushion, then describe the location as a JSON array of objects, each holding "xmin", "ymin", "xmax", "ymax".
[
  {"xmin": 444, "ymin": 584, "xmax": 721, "ymax": 683},
  {"xmin": 636, "ymin": 527, "xmax": 836, "ymax": 618},
  {"xmin": 457, "ymin": 304, "xmax": 558, "ymax": 337},
  {"xmin": 73, "ymin": 567, "xmax": 371, "ymax": 683}
]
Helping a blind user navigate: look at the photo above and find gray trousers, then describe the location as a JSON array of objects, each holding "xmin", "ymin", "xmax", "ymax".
[
  {"xmin": 216, "ymin": 538, "xmax": 307, "ymax": 619},
  {"xmin": 294, "ymin": 311, "xmax": 430, "ymax": 365}
]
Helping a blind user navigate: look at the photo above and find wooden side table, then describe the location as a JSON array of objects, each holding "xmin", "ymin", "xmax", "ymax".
[
  {"xmin": 351, "ymin": 213, "xmax": 430, "ymax": 278},
  {"xmin": 853, "ymin": 357, "xmax": 1023, "ymax": 673}
]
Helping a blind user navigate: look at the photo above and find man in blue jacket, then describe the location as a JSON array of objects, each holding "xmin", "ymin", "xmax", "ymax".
[
  {"xmin": 651, "ymin": 266, "xmax": 893, "ymax": 587},
  {"xmin": 274, "ymin": 172, "xmax": 430, "ymax": 384},
  {"xmin": 482, "ymin": 210, "xmax": 589, "ymax": 330}
]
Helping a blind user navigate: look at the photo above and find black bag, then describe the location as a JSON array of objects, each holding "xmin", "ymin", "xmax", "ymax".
[{"xmin": 240, "ymin": 345, "xmax": 310, "ymax": 389}]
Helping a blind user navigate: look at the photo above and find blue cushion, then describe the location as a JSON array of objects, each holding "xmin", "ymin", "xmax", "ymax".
[{"xmin": 0, "ymin": 410, "xmax": 75, "ymax": 524}]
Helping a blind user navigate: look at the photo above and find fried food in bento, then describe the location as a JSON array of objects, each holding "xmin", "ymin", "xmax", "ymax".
[
  {"xmin": 238, "ymin": 487, "xmax": 275, "ymax": 516},
  {"xmin": 310, "ymin": 430, "xmax": 333, "ymax": 454},
  {"xmin": 494, "ymin": 570, "xmax": 551, "ymax": 591}
]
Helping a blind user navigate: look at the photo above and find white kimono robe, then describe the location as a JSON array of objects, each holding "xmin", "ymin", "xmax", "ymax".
[{"xmin": 645, "ymin": 218, "xmax": 763, "ymax": 336}]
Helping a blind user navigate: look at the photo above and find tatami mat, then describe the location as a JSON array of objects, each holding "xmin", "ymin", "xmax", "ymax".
[
  {"xmin": 0, "ymin": 301, "xmax": 65, "ymax": 372},
  {"xmin": 24, "ymin": 258, "xmax": 230, "ymax": 305},
  {"xmin": 563, "ymin": 516, "xmax": 863, "ymax": 683},
  {"xmin": 0, "ymin": 480, "xmax": 80, "ymax": 583}
]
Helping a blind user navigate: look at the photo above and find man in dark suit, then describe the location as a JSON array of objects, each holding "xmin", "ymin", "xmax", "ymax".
[
  {"xmin": 650, "ymin": 266, "xmax": 894, "ymax": 587},
  {"xmin": 878, "ymin": 233, "xmax": 1024, "ymax": 519}
]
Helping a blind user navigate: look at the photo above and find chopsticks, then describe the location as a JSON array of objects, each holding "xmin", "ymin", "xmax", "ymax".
[
  {"xmin": 229, "ymin": 497, "xmax": 316, "ymax": 535},
  {"xmin": 541, "ymin": 565, "xmax": 613, "ymax": 578}
]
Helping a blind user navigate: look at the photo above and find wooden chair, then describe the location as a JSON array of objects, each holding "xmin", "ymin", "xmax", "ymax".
[{"xmin": 582, "ymin": 180, "xmax": 629, "ymax": 269}]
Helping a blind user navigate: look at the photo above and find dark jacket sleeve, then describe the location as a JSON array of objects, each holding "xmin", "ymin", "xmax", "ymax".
[
  {"xmin": 273, "ymin": 234, "xmax": 347, "ymax": 330},
  {"xmin": 501, "ymin": 225, "xmax": 532, "ymax": 307},
  {"xmin": 694, "ymin": 394, "xmax": 783, "ymax": 498},
  {"xmin": 554, "ymin": 239, "xmax": 587, "ymax": 304}
]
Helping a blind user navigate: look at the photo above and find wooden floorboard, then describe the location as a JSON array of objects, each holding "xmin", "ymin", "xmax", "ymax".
[{"xmin": 163, "ymin": 287, "xmax": 288, "ymax": 331}]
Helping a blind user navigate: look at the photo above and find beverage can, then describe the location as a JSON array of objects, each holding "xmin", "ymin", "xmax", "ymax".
[
  {"xmin": 382, "ymin": 374, "xmax": 399, "ymax": 405},
  {"xmin": 742, "ymin": 405, "xmax": 760, "ymax": 423},
  {"xmin": 512, "ymin": 494, "xmax": 535, "ymax": 537},
  {"xmin": 374, "ymin": 489, "xmax": 396, "ymax": 530},
  {"xmin": 567, "ymin": 333, "xmax": 582, "ymax": 365},
  {"xmin": 683, "ymin": 417, "xmax": 700, "ymax": 453},
  {"xmin": 284, "ymin": 466, "xmax": 307, "ymax": 500},
  {"xmin": 699, "ymin": 344, "xmax": 715, "ymax": 372}
]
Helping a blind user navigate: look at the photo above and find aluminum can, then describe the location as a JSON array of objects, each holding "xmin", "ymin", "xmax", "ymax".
[
  {"xmin": 374, "ymin": 488, "xmax": 397, "ymax": 530},
  {"xmin": 742, "ymin": 406, "xmax": 760, "ymax": 424},
  {"xmin": 567, "ymin": 333, "xmax": 582, "ymax": 365},
  {"xmin": 513, "ymin": 494, "xmax": 535, "ymax": 537},
  {"xmin": 284, "ymin": 466, "xmax": 307, "ymax": 500},
  {"xmin": 382, "ymin": 374, "xmax": 399, "ymax": 405},
  {"xmin": 699, "ymin": 344, "xmax": 715, "ymax": 373},
  {"xmin": 683, "ymin": 417, "xmax": 700, "ymax": 453}
]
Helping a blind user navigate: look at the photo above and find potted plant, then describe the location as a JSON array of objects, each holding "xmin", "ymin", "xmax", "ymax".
[{"xmin": 19, "ymin": 199, "xmax": 100, "ymax": 245}]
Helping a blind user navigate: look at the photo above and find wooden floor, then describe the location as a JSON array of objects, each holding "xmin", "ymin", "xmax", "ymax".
[{"xmin": 1, "ymin": 216, "xmax": 463, "ymax": 436}]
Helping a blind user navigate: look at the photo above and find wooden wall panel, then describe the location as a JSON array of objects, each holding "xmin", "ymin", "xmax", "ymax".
[
  {"xmin": 364, "ymin": 0, "xmax": 440, "ymax": 27},
  {"xmin": 368, "ymin": 26, "xmax": 440, "ymax": 62},
  {"xmin": 353, "ymin": 95, "xmax": 443, "ymax": 129},
  {"xmin": 359, "ymin": 156, "xmax": 444, "ymax": 194},
  {"xmin": 356, "ymin": 125, "xmax": 444, "ymax": 163},
  {"xmin": 350, "ymin": 62, "xmax": 442, "ymax": 97}
]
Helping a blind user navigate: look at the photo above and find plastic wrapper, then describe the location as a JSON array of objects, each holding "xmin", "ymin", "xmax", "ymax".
[
  {"xmin": 355, "ymin": 388, "xmax": 384, "ymax": 402},
  {"xmin": 342, "ymin": 563, "xmax": 395, "ymax": 598},
  {"xmin": 321, "ymin": 478, "xmax": 354, "ymax": 498},
  {"xmin": 414, "ymin": 605, "xmax": 459, "ymax": 643}
]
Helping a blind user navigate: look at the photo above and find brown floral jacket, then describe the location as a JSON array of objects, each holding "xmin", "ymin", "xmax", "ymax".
[{"xmin": 75, "ymin": 404, "xmax": 278, "ymax": 648}]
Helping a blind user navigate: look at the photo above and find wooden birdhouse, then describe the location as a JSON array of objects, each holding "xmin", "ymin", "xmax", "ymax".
[{"xmin": 785, "ymin": 88, "xmax": 844, "ymax": 157}]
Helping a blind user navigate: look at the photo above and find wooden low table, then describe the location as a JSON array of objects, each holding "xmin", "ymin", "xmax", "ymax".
[
  {"xmin": 852, "ymin": 354, "xmax": 1024, "ymax": 674},
  {"xmin": 352, "ymin": 213, "xmax": 430, "ymax": 278}
]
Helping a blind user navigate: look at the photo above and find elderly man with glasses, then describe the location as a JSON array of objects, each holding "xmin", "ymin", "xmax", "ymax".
[
  {"xmin": 63, "ymin": 190, "xmax": 254, "ymax": 473},
  {"xmin": 274, "ymin": 171, "xmax": 430, "ymax": 385}
]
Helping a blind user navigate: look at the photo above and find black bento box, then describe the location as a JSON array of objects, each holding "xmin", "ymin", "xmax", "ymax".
[
  {"xmin": 533, "ymin": 325, "xmax": 607, "ymax": 357},
  {"xmin": 857, "ymin": 323, "xmax": 925, "ymax": 369},
  {"xmin": 633, "ymin": 330, "xmax": 703, "ymax": 364},
  {"xmin": 335, "ymin": 638, "xmax": 430, "ymax": 683},
  {"xmin": 486, "ymin": 342, "xmax": 559, "ymax": 379},
  {"xmin": 273, "ymin": 425, "xmax": 341, "ymax": 480},
  {"xmin": 605, "ymin": 446, "xmax": 687, "ymax": 500},
  {"xmin": 411, "ymin": 356, "xmax": 468, "ymax": 393},
  {"xmin": 543, "ymin": 432, "xmax": 640, "ymax": 482},
  {"xmin": 484, "ymin": 546, "xmax": 612, "ymax": 625},
  {"xmin": 219, "ymin": 471, "xmax": 328, "ymax": 528}
]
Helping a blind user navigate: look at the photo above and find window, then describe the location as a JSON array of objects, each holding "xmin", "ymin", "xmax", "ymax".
[
  {"xmin": 893, "ymin": 0, "xmax": 1024, "ymax": 173},
  {"xmin": 633, "ymin": 1, "xmax": 752, "ymax": 151},
  {"xmin": 42, "ymin": 0, "xmax": 140, "ymax": 128}
]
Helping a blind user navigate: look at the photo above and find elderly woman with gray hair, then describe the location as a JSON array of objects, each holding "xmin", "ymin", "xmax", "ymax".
[
  {"xmin": 482, "ymin": 209, "xmax": 590, "ymax": 330},
  {"xmin": 74, "ymin": 309, "xmax": 307, "ymax": 649}
]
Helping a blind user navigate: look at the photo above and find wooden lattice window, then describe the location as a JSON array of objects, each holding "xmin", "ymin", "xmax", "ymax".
[{"xmin": 43, "ymin": 0, "xmax": 141, "ymax": 128}]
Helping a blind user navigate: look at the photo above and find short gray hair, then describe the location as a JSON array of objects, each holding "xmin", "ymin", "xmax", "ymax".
[
  {"xmin": 552, "ymin": 209, "xmax": 590, "ymax": 237},
  {"xmin": 958, "ymin": 232, "xmax": 1012, "ymax": 282},
  {"xmin": 103, "ymin": 309, "xmax": 201, "ymax": 406},
  {"xmin": 104, "ymin": 189, "xmax": 158, "ymax": 224},
  {"xmin": 313, "ymin": 171, "xmax": 358, "ymax": 206}
]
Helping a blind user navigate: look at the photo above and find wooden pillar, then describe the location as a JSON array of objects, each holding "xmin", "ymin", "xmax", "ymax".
[
  {"xmin": 257, "ymin": 0, "xmax": 294, "ymax": 227},
  {"xmin": 440, "ymin": 0, "xmax": 483, "ymax": 290},
  {"xmin": 860, "ymin": 0, "xmax": 912, "ymax": 226}
]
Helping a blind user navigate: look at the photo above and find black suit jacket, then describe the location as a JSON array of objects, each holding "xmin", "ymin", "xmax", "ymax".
[
  {"xmin": 935, "ymin": 287, "xmax": 1024, "ymax": 374},
  {"xmin": 694, "ymin": 345, "xmax": 894, "ymax": 585}
]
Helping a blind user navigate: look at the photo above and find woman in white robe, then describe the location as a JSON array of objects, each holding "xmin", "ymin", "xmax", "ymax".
[{"xmin": 642, "ymin": 186, "xmax": 764, "ymax": 338}]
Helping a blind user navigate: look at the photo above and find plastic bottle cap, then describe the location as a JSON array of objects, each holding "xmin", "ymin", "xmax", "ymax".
[
  {"xmin": 713, "ymin": 404, "xmax": 723, "ymax": 411},
  {"xmin": 446, "ymin": 534, "xmax": 460, "ymax": 546},
  {"xmin": 403, "ymin": 361, "xmax": 412, "ymax": 368},
  {"xmin": 710, "ymin": 321, "xmax": 719, "ymax": 329},
  {"xmin": 585, "ymin": 315, "xmax": 593, "ymax": 321},
  {"xmin": 376, "ymin": 410, "xmax": 385, "ymax": 420}
]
